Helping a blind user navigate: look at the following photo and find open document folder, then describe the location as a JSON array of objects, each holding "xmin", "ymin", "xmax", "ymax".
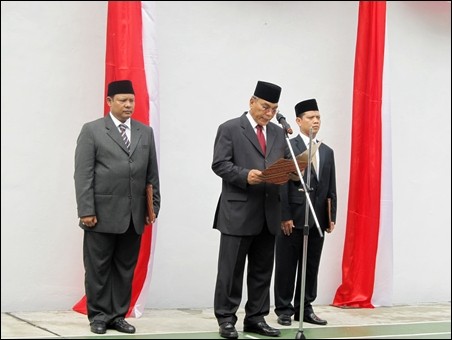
[{"xmin": 262, "ymin": 141, "xmax": 322, "ymax": 184}]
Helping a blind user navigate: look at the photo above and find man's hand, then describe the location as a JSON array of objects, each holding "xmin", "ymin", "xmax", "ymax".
[
  {"xmin": 80, "ymin": 216, "xmax": 97, "ymax": 228},
  {"xmin": 288, "ymin": 172, "xmax": 300, "ymax": 181},
  {"xmin": 281, "ymin": 220, "xmax": 295, "ymax": 236},
  {"xmin": 326, "ymin": 222, "xmax": 335, "ymax": 233},
  {"xmin": 146, "ymin": 213, "xmax": 156, "ymax": 225},
  {"xmin": 247, "ymin": 169, "xmax": 265, "ymax": 185}
]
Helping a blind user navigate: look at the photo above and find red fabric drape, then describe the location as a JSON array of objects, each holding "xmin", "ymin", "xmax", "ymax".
[{"xmin": 333, "ymin": 1, "xmax": 386, "ymax": 308}]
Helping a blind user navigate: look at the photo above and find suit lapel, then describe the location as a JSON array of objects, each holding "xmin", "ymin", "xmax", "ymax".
[
  {"xmin": 293, "ymin": 135, "xmax": 306, "ymax": 155},
  {"xmin": 266, "ymin": 124, "xmax": 277, "ymax": 156},
  {"xmin": 318, "ymin": 144, "xmax": 326, "ymax": 179},
  {"xmin": 241, "ymin": 114, "xmax": 265, "ymax": 156},
  {"xmin": 293, "ymin": 135, "xmax": 319, "ymax": 183},
  {"xmin": 129, "ymin": 121, "xmax": 142, "ymax": 155},
  {"xmin": 104, "ymin": 116, "xmax": 131, "ymax": 154}
]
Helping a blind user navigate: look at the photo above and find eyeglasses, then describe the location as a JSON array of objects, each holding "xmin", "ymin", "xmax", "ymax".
[{"xmin": 257, "ymin": 100, "xmax": 278, "ymax": 114}]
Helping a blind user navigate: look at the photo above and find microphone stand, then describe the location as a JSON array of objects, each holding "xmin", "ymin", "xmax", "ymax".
[
  {"xmin": 281, "ymin": 125, "xmax": 323, "ymax": 340},
  {"xmin": 283, "ymin": 127, "xmax": 323, "ymax": 238}
]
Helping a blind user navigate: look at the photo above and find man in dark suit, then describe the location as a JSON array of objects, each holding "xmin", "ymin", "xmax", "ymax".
[
  {"xmin": 274, "ymin": 98, "xmax": 337, "ymax": 327},
  {"xmin": 212, "ymin": 81, "xmax": 287, "ymax": 338},
  {"xmin": 74, "ymin": 80, "xmax": 160, "ymax": 335}
]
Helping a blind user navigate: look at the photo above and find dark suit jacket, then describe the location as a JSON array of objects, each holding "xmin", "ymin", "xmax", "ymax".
[
  {"xmin": 212, "ymin": 112, "xmax": 287, "ymax": 236},
  {"xmin": 281, "ymin": 135, "xmax": 336, "ymax": 231},
  {"xmin": 74, "ymin": 114, "xmax": 160, "ymax": 234}
]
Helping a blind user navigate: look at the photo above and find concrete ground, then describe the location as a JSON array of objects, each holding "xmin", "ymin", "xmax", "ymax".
[{"xmin": 1, "ymin": 302, "xmax": 451, "ymax": 339}]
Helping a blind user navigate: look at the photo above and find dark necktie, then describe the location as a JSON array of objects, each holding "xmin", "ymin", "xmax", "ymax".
[
  {"xmin": 311, "ymin": 140, "xmax": 318, "ymax": 177},
  {"xmin": 256, "ymin": 125, "xmax": 266, "ymax": 154},
  {"xmin": 119, "ymin": 124, "xmax": 130, "ymax": 151}
]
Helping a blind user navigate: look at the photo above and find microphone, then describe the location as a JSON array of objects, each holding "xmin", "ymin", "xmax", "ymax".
[{"xmin": 276, "ymin": 112, "xmax": 293, "ymax": 135}]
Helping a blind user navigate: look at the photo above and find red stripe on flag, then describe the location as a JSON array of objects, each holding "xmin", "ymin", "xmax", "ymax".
[
  {"xmin": 333, "ymin": 1, "xmax": 386, "ymax": 308},
  {"xmin": 104, "ymin": 2, "xmax": 149, "ymax": 124},
  {"xmin": 73, "ymin": 1, "xmax": 153, "ymax": 317}
]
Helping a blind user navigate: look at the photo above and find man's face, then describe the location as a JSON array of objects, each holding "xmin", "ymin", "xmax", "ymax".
[
  {"xmin": 249, "ymin": 96, "xmax": 278, "ymax": 126},
  {"xmin": 107, "ymin": 94, "xmax": 135, "ymax": 122},
  {"xmin": 296, "ymin": 111, "xmax": 321, "ymax": 136}
]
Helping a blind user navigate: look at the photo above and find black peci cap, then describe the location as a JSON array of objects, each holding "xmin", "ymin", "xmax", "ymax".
[
  {"xmin": 254, "ymin": 81, "xmax": 282, "ymax": 104},
  {"xmin": 295, "ymin": 99, "xmax": 318, "ymax": 116},
  {"xmin": 107, "ymin": 80, "xmax": 135, "ymax": 97}
]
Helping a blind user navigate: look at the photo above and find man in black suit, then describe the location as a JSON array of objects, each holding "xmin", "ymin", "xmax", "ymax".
[
  {"xmin": 274, "ymin": 99, "xmax": 337, "ymax": 327},
  {"xmin": 212, "ymin": 81, "xmax": 287, "ymax": 338},
  {"xmin": 74, "ymin": 80, "xmax": 160, "ymax": 334}
]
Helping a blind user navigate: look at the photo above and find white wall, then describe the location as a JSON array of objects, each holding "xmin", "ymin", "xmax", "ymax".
[{"xmin": 1, "ymin": 1, "xmax": 450, "ymax": 313}]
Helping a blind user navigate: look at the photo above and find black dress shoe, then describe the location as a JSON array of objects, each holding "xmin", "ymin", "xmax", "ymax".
[
  {"xmin": 108, "ymin": 317, "xmax": 136, "ymax": 333},
  {"xmin": 219, "ymin": 322, "xmax": 238, "ymax": 339},
  {"xmin": 90, "ymin": 320, "xmax": 106, "ymax": 334},
  {"xmin": 303, "ymin": 312, "xmax": 327, "ymax": 325},
  {"xmin": 244, "ymin": 321, "xmax": 281, "ymax": 337},
  {"xmin": 277, "ymin": 314, "xmax": 292, "ymax": 326}
]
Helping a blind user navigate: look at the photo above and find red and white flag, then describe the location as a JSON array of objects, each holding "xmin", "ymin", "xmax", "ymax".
[
  {"xmin": 73, "ymin": 1, "xmax": 160, "ymax": 318},
  {"xmin": 333, "ymin": 1, "xmax": 393, "ymax": 308}
]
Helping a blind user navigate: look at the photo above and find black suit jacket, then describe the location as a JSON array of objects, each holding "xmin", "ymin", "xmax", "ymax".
[
  {"xmin": 212, "ymin": 112, "xmax": 287, "ymax": 236},
  {"xmin": 281, "ymin": 135, "xmax": 337, "ymax": 231}
]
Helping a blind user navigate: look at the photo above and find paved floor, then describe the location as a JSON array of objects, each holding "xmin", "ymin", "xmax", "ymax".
[{"xmin": 1, "ymin": 302, "xmax": 451, "ymax": 339}]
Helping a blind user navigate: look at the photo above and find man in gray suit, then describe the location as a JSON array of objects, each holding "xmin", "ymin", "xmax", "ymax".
[
  {"xmin": 212, "ymin": 81, "xmax": 287, "ymax": 338},
  {"xmin": 74, "ymin": 80, "xmax": 160, "ymax": 335}
]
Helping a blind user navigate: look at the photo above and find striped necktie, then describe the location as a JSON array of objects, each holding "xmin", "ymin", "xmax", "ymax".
[{"xmin": 119, "ymin": 124, "xmax": 130, "ymax": 151}]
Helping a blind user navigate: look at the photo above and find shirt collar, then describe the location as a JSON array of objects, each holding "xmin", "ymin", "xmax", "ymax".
[
  {"xmin": 110, "ymin": 112, "xmax": 130, "ymax": 129},
  {"xmin": 246, "ymin": 112, "xmax": 266, "ymax": 132},
  {"xmin": 299, "ymin": 133, "xmax": 317, "ymax": 147}
]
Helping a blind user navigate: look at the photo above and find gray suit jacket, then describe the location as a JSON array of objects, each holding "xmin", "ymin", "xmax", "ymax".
[
  {"xmin": 212, "ymin": 112, "xmax": 287, "ymax": 236},
  {"xmin": 74, "ymin": 115, "xmax": 160, "ymax": 234}
]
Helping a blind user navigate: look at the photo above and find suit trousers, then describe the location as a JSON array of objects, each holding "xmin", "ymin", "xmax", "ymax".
[
  {"xmin": 274, "ymin": 228, "xmax": 324, "ymax": 317},
  {"xmin": 214, "ymin": 226, "xmax": 275, "ymax": 325},
  {"xmin": 83, "ymin": 222, "xmax": 141, "ymax": 323}
]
